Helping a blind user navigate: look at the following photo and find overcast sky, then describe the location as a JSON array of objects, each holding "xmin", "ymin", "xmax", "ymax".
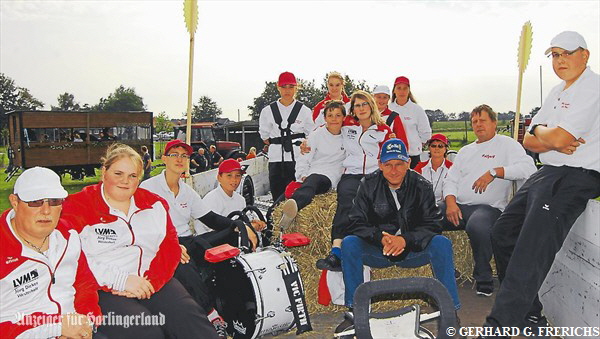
[{"xmin": 1, "ymin": 0, "xmax": 598, "ymax": 121}]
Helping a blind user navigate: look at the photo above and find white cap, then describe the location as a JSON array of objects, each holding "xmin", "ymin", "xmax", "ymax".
[
  {"xmin": 372, "ymin": 85, "xmax": 391, "ymax": 96},
  {"xmin": 545, "ymin": 31, "xmax": 587, "ymax": 55},
  {"xmin": 13, "ymin": 167, "xmax": 68, "ymax": 201}
]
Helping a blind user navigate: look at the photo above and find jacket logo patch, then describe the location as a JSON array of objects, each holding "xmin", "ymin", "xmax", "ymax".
[
  {"xmin": 95, "ymin": 228, "xmax": 118, "ymax": 244},
  {"xmin": 561, "ymin": 102, "xmax": 570, "ymax": 109},
  {"xmin": 6, "ymin": 256, "xmax": 19, "ymax": 264},
  {"xmin": 13, "ymin": 269, "xmax": 39, "ymax": 288},
  {"xmin": 233, "ymin": 320, "xmax": 246, "ymax": 335},
  {"xmin": 481, "ymin": 154, "xmax": 496, "ymax": 159},
  {"xmin": 180, "ymin": 202, "xmax": 188, "ymax": 209}
]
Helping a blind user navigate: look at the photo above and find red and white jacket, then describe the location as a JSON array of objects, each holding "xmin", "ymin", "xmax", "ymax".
[
  {"xmin": 341, "ymin": 116, "xmax": 392, "ymax": 175},
  {"xmin": 380, "ymin": 107, "xmax": 410, "ymax": 150},
  {"xmin": 0, "ymin": 209, "xmax": 101, "ymax": 339},
  {"xmin": 61, "ymin": 183, "xmax": 180, "ymax": 293},
  {"xmin": 312, "ymin": 93, "xmax": 351, "ymax": 128}
]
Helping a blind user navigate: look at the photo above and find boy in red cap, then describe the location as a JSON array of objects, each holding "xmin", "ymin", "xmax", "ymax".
[
  {"xmin": 200, "ymin": 159, "xmax": 265, "ymax": 243},
  {"xmin": 259, "ymin": 71, "xmax": 314, "ymax": 202}
]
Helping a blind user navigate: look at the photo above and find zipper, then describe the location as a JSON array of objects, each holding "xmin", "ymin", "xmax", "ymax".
[{"xmin": 28, "ymin": 257, "xmax": 61, "ymax": 314}]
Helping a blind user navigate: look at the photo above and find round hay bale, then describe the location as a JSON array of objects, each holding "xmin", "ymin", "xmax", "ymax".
[{"xmin": 272, "ymin": 193, "xmax": 478, "ymax": 314}]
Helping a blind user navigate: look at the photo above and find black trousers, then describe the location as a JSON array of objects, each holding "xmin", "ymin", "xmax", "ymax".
[
  {"xmin": 331, "ymin": 174, "xmax": 364, "ymax": 241},
  {"xmin": 97, "ymin": 278, "xmax": 219, "ymax": 339},
  {"xmin": 291, "ymin": 173, "xmax": 332, "ymax": 210},
  {"xmin": 269, "ymin": 161, "xmax": 296, "ymax": 201},
  {"xmin": 486, "ymin": 165, "xmax": 600, "ymax": 328},
  {"xmin": 439, "ymin": 202, "xmax": 501, "ymax": 284}
]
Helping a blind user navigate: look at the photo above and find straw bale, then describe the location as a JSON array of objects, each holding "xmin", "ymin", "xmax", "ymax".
[{"xmin": 271, "ymin": 193, "xmax": 477, "ymax": 315}]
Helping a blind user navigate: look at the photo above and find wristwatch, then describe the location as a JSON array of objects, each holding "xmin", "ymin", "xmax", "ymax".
[
  {"xmin": 529, "ymin": 124, "xmax": 541, "ymax": 136},
  {"xmin": 489, "ymin": 168, "xmax": 498, "ymax": 178}
]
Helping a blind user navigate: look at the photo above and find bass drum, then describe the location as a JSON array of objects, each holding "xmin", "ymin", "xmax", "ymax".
[{"xmin": 212, "ymin": 247, "xmax": 300, "ymax": 339}]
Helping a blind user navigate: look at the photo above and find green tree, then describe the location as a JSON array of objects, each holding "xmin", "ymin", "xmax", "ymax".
[
  {"xmin": 94, "ymin": 85, "xmax": 145, "ymax": 112},
  {"xmin": 51, "ymin": 92, "xmax": 81, "ymax": 111},
  {"xmin": 192, "ymin": 96, "xmax": 223, "ymax": 122},
  {"xmin": 1, "ymin": 73, "xmax": 44, "ymax": 143},
  {"xmin": 154, "ymin": 111, "xmax": 173, "ymax": 133}
]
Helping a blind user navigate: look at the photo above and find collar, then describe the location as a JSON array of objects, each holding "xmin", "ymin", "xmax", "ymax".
[
  {"xmin": 100, "ymin": 183, "xmax": 138, "ymax": 219},
  {"xmin": 3, "ymin": 209, "xmax": 58, "ymax": 260},
  {"xmin": 216, "ymin": 185, "xmax": 236, "ymax": 201}
]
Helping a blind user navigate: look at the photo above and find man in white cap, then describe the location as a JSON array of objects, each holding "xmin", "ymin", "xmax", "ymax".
[
  {"xmin": 0, "ymin": 167, "xmax": 101, "ymax": 338},
  {"xmin": 480, "ymin": 31, "xmax": 600, "ymax": 335}
]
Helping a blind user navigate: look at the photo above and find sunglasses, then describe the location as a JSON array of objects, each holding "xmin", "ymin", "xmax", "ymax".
[
  {"xmin": 20, "ymin": 198, "xmax": 65, "ymax": 207},
  {"xmin": 429, "ymin": 144, "xmax": 446, "ymax": 149}
]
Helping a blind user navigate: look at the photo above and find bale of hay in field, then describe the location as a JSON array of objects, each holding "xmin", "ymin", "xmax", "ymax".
[{"xmin": 271, "ymin": 193, "xmax": 476, "ymax": 314}]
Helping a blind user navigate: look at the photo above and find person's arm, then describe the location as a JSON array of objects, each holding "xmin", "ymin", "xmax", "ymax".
[
  {"xmin": 400, "ymin": 180, "xmax": 442, "ymax": 252},
  {"xmin": 524, "ymin": 126, "xmax": 584, "ymax": 154},
  {"xmin": 259, "ymin": 106, "xmax": 271, "ymax": 144},
  {"xmin": 144, "ymin": 204, "xmax": 181, "ymax": 292},
  {"xmin": 417, "ymin": 106, "xmax": 432, "ymax": 144},
  {"xmin": 294, "ymin": 133, "xmax": 316, "ymax": 181},
  {"xmin": 73, "ymin": 244, "xmax": 102, "ymax": 324},
  {"xmin": 502, "ymin": 139, "xmax": 538, "ymax": 180},
  {"xmin": 302, "ymin": 106, "xmax": 315, "ymax": 136},
  {"xmin": 198, "ymin": 211, "xmax": 239, "ymax": 232},
  {"xmin": 442, "ymin": 152, "xmax": 463, "ymax": 226}
]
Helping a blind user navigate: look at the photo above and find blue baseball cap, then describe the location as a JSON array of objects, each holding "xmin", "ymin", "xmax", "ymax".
[{"xmin": 380, "ymin": 139, "xmax": 410, "ymax": 163}]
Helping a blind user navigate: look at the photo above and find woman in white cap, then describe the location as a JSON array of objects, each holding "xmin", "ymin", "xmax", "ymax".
[
  {"xmin": 62, "ymin": 143, "xmax": 220, "ymax": 339},
  {"xmin": 1, "ymin": 167, "xmax": 101, "ymax": 339},
  {"xmin": 259, "ymin": 71, "xmax": 314, "ymax": 202},
  {"xmin": 389, "ymin": 76, "xmax": 432, "ymax": 169},
  {"xmin": 311, "ymin": 71, "xmax": 351, "ymax": 127},
  {"xmin": 413, "ymin": 133, "xmax": 453, "ymax": 205},
  {"xmin": 372, "ymin": 84, "xmax": 410, "ymax": 148}
]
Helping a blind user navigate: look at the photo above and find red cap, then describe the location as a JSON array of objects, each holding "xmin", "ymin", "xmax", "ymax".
[
  {"xmin": 164, "ymin": 140, "xmax": 193, "ymax": 156},
  {"xmin": 278, "ymin": 72, "xmax": 297, "ymax": 86},
  {"xmin": 218, "ymin": 158, "xmax": 245, "ymax": 174},
  {"xmin": 428, "ymin": 133, "xmax": 449, "ymax": 146},
  {"xmin": 394, "ymin": 76, "xmax": 410, "ymax": 86}
]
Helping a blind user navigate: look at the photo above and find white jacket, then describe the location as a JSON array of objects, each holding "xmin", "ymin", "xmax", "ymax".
[
  {"xmin": 341, "ymin": 116, "xmax": 392, "ymax": 175},
  {"xmin": 389, "ymin": 99, "xmax": 432, "ymax": 156},
  {"xmin": 295, "ymin": 125, "xmax": 345, "ymax": 187}
]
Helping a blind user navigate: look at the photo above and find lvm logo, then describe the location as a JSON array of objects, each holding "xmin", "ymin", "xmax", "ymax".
[
  {"xmin": 95, "ymin": 228, "xmax": 117, "ymax": 236},
  {"xmin": 13, "ymin": 269, "xmax": 39, "ymax": 288}
]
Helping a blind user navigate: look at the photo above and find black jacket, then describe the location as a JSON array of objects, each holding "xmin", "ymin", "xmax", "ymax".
[{"xmin": 346, "ymin": 169, "xmax": 443, "ymax": 260}]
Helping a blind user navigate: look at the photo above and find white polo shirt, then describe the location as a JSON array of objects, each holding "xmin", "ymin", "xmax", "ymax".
[
  {"xmin": 530, "ymin": 67, "xmax": 600, "ymax": 172},
  {"xmin": 197, "ymin": 185, "xmax": 246, "ymax": 234},
  {"xmin": 140, "ymin": 170, "xmax": 209, "ymax": 236}
]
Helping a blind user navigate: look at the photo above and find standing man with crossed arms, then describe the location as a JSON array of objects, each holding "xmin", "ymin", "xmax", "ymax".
[{"xmin": 480, "ymin": 31, "xmax": 600, "ymax": 334}]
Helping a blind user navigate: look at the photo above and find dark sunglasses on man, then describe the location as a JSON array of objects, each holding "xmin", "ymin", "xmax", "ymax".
[{"xmin": 19, "ymin": 197, "xmax": 65, "ymax": 207}]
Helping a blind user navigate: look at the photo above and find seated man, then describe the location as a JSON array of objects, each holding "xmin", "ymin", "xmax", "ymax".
[
  {"xmin": 336, "ymin": 139, "xmax": 460, "ymax": 335},
  {"xmin": 190, "ymin": 147, "xmax": 209, "ymax": 174},
  {"xmin": 441, "ymin": 104, "xmax": 537, "ymax": 297},
  {"xmin": 0, "ymin": 167, "xmax": 101, "ymax": 338}
]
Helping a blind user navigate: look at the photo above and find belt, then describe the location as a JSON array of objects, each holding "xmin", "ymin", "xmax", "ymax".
[{"xmin": 269, "ymin": 133, "xmax": 306, "ymax": 145}]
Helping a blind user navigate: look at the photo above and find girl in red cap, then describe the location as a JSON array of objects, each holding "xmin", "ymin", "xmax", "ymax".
[
  {"xmin": 311, "ymin": 71, "xmax": 351, "ymax": 128},
  {"xmin": 413, "ymin": 133, "xmax": 453, "ymax": 205},
  {"xmin": 389, "ymin": 76, "xmax": 432, "ymax": 169}
]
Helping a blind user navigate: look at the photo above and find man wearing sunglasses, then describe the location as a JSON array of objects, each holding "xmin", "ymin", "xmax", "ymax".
[
  {"xmin": 479, "ymin": 31, "xmax": 600, "ymax": 335},
  {"xmin": 1, "ymin": 167, "xmax": 102, "ymax": 338}
]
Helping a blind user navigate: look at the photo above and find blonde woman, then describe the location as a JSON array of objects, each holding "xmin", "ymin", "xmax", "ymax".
[
  {"xmin": 63, "ymin": 143, "xmax": 220, "ymax": 339},
  {"xmin": 312, "ymin": 71, "xmax": 351, "ymax": 127}
]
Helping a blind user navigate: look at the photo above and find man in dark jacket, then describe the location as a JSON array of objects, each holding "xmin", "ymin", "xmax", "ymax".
[{"xmin": 336, "ymin": 139, "xmax": 460, "ymax": 333}]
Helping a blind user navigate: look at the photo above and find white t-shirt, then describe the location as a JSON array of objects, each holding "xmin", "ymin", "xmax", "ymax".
[
  {"xmin": 530, "ymin": 67, "xmax": 599, "ymax": 172},
  {"xmin": 295, "ymin": 125, "xmax": 345, "ymax": 187},
  {"xmin": 258, "ymin": 99, "xmax": 314, "ymax": 162},
  {"xmin": 197, "ymin": 185, "xmax": 247, "ymax": 234},
  {"xmin": 140, "ymin": 170, "xmax": 209, "ymax": 236},
  {"xmin": 443, "ymin": 134, "xmax": 537, "ymax": 211},
  {"xmin": 389, "ymin": 99, "xmax": 432, "ymax": 156}
]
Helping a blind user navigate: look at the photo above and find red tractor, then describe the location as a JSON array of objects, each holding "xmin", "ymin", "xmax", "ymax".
[{"xmin": 173, "ymin": 122, "xmax": 243, "ymax": 159}]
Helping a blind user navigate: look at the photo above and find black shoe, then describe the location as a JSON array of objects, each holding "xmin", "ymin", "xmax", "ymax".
[
  {"xmin": 316, "ymin": 253, "xmax": 342, "ymax": 271},
  {"xmin": 334, "ymin": 312, "xmax": 354, "ymax": 336},
  {"xmin": 476, "ymin": 281, "xmax": 494, "ymax": 297}
]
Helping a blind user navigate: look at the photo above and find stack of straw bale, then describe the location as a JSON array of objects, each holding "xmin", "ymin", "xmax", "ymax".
[{"xmin": 271, "ymin": 192, "xmax": 476, "ymax": 314}]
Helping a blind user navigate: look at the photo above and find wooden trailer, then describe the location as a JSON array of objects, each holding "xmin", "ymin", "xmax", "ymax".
[{"xmin": 5, "ymin": 110, "xmax": 153, "ymax": 180}]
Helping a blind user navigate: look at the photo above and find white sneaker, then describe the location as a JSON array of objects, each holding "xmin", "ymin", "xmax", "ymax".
[{"xmin": 279, "ymin": 199, "xmax": 298, "ymax": 230}]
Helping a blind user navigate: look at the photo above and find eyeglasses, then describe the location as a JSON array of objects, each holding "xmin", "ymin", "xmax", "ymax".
[
  {"xmin": 353, "ymin": 102, "xmax": 370, "ymax": 109},
  {"xmin": 548, "ymin": 48, "xmax": 581, "ymax": 59},
  {"xmin": 166, "ymin": 153, "xmax": 190, "ymax": 159},
  {"xmin": 429, "ymin": 144, "xmax": 446, "ymax": 149},
  {"xmin": 20, "ymin": 198, "xmax": 65, "ymax": 207}
]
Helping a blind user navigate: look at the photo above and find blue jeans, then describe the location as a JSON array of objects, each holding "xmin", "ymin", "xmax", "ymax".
[{"xmin": 341, "ymin": 235, "xmax": 461, "ymax": 310}]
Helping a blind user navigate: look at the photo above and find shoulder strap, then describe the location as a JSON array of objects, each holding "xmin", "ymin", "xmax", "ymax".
[
  {"xmin": 270, "ymin": 102, "xmax": 283, "ymax": 128},
  {"xmin": 287, "ymin": 101, "xmax": 304, "ymax": 128},
  {"xmin": 386, "ymin": 111, "xmax": 399, "ymax": 127}
]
